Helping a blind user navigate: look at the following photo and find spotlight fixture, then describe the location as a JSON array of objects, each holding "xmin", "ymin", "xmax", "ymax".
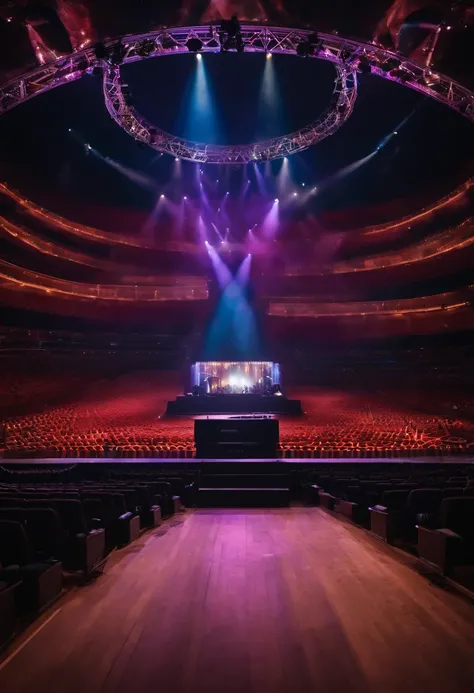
[
  {"xmin": 94, "ymin": 42, "xmax": 109, "ymax": 60},
  {"xmin": 391, "ymin": 68, "xmax": 410, "ymax": 83},
  {"xmin": 160, "ymin": 194, "xmax": 165, "ymax": 198},
  {"xmin": 293, "ymin": 192, "xmax": 298, "ymax": 197},
  {"xmin": 296, "ymin": 33, "xmax": 322, "ymax": 58},
  {"xmin": 296, "ymin": 41, "xmax": 314, "ymax": 58},
  {"xmin": 183, "ymin": 196, "xmax": 187, "ymax": 200},
  {"xmin": 266, "ymin": 52, "xmax": 272, "ymax": 59},
  {"xmin": 219, "ymin": 16, "xmax": 244, "ymax": 52},
  {"xmin": 274, "ymin": 198, "xmax": 279, "ymax": 203},
  {"xmin": 137, "ymin": 39, "xmax": 156, "ymax": 58},
  {"xmin": 109, "ymin": 42, "xmax": 126, "ymax": 66},
  {"xmin": 196, "ymin": 53, "xmax": 202, "ymax": 61},
  {"xmin": 380, "ymin": 58, "xmax": 401, "ymax": 73},
  {"xmin": 186, "ymin": 38, "xmax": 203, "ymax": 53},
  {"xmin": 175, "ymin": 157, "xmax": 179, "ymax": 162},
  {"xmin": 357, "ymin": 56, "xmax": 372, "ymax": 74}
]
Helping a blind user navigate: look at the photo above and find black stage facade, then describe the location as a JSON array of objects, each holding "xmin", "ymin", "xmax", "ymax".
[{"xmin": 166, "ymin": 393, "xmax": 303, "ymax": 416}]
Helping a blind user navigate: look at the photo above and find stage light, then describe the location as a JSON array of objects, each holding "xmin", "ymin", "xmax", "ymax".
[
  {"xmin": 296, "ymin": 41, "xmax": 315, "ymax": 58},
  {"xmin": 183, "ymin": 196, "xmax": 187, "ymax": 200},
  {"xmin": 175, "ymin": 157, "xmax": 179, "ymax": 162},
  {"xmin": 68, "ymin": 128, "xmax": 72, "ymax": 132},
  {"xmin": 186, "ymin": 38, "xmax": 203, "ymax": 53},
  {"xmin": 266, "ymin": 52, "xmax": 272, "ymax": 59},
  {"xmin": 357, "ymin": 56, "xmax": 372, "ymax": 74},
  {"xmin": 196, "ymin": 53, "xmax": 202, "ymax": 60},
  {"xmin": 274, "ymin": 198, "xmax": 279, "ymax": 202},
  {"xmin": 160, "ymin": 194, "xmax": 165, "ymax": 198},
  {"xmin": 301, "ymin": 183, "xmax": 305, "ymax": 187},
  {"xmin": 137, "ymin": 39, "xmax": 156, "ymax": 58}
]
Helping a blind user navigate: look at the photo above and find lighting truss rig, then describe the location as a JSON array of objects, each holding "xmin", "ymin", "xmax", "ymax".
[{"xmin": 0, "ymin": 25, "xmax": 473, "ymax": 164}]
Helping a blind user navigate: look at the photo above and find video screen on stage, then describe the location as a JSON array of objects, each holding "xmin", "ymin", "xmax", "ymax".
[{"xmin": 191, "ymin": 361, "xmax": 281, "ymax": 395}]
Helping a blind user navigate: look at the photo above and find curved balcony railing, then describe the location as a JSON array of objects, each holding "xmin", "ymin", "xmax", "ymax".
[
  {"xmin": 0, "ymin": 260, "xmax": 208, "ymax": 302},
  {"xmin": 268, "ymin": 288, "xmax": 473, "ymax": 318},
  {"xmin": 285, "ymin": 218, "xmax": 474, "ymax": 276}
]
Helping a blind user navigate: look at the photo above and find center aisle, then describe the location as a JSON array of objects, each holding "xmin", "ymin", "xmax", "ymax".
[{"xmin": 1, "ymin": 509, "xmax": 474, "ymax": 693}]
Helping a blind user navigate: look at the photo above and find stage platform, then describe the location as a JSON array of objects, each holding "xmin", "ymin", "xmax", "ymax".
[
  {"xmin": 165, "ymin": 394, "xmax": 303, "ymax": 416},
  {"xmin": 2, "ymin": 456, "xmax": 473, "ymax": 466}
]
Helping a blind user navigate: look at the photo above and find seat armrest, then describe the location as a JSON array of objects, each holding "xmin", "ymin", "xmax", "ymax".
[
  {"xmin": 417, "ymin": 525, "xmax": 463, "ymax": 574},
  {"xmin": 118, "ymin": 511, "xmax": 133, "ymax": 522},
  {"xmin": 370, "ymin": 506, "xmax": 390, "ymax": 541},
  {"xmin": 438, "ymin": 528, "xmax": 462, "ymax": 539}
]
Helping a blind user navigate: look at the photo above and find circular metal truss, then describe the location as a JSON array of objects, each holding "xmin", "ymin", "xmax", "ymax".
[
  {"xmin": 104, "ymin": 59, "xmax": 355, "ymax": 164},
  {"xmin": 0, "ymin": 25, "xmax": 473, "ymax": 162}
]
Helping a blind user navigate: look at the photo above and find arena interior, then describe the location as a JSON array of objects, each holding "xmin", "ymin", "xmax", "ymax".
[{"xmin": 1, "ymin": 2, "xmax": 474, "ymax": 692}]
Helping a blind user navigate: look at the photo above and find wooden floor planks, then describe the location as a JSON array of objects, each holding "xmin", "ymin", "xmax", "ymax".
[{"xmin": 1, "ymin": 508, "xmax": 474, "ymax": 693}]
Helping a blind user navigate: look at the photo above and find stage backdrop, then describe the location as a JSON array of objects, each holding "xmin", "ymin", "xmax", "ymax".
[{"xmin": 191, "ymin": 361, "xmax": 280, "ymax": 392}]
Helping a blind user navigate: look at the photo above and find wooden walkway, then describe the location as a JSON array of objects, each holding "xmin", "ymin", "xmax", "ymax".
[{"xmin": 1, "ymin": 508, "xmax": 474, "ymax": 693}]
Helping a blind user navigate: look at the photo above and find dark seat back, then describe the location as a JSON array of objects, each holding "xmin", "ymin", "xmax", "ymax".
[
  {"xmin": 24, "ymin": 508, "xmax": 63, "ymax": 558},
  {"xmin": 0, "ymin": 520, "xmax": 34, "ymax": 567},
  {"xmin": 407, "ymin": 489, "xmax": 442, "ymax": 514},
  {"xmin": 441, "ymin": 497, "xmax": 474, "ymax": 541},
  {"xmin": 381, "ymin": 490, "xmax": 410, "ymax": 511},
  {"xmin": 0, "ymin": 507, "xmax": 25, "ymax": 524}
]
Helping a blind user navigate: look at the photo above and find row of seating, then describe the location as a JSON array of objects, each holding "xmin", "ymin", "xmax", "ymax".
[
  {"xmin": 307, "ymin": 466, "xmax": 474, "ymax": 586},
  {"xmin": 0, "ymin": 473, "xmax": 191, "ymax": 649},
  {"xmin": 3, "ymin": 370, "xmax": 474, "ymax": 457}
]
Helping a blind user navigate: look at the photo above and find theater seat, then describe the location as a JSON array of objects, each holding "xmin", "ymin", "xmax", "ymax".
[
  {"xmin": 0, "ymin": 581, "xmax": 17, "ymax": 647},
  {"xmin": 370, "ymin": 489, "xmax": 411, "ymax": 542},
  {"xmin": 30, "ymin": 500, "xmax": 106, "ymax": 574},
  {"xmin": 417, "ymin": 497, "xmax": 474, "ymax": 574},
  {"xmin": 0, "ymin": 520, "xmax": 63, "ymax": 613}
]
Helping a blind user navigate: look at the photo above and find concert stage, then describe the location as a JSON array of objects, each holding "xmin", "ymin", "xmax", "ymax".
[
  {"xmin": 165, "ymin": 393, "xmax": 303, "ymax": 416},
  {"xmin": 167, "ymin": 360, "xmax": 302, "ymax": 416}
]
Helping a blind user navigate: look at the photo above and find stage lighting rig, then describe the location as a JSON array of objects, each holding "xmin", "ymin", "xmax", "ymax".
[
  {"xmin": 219, "ymin": 16, "xmax": 244, "ymax": 52},
  {"xmin": 137, "ymin": 39, "xmax": 156, "ymax": 58},
  {"xmin": 379, "ymin": 58, "xmax": 401, "ymax": 73},
  {"xmin": 94, "ymin": 41, "xmax": 125, "ymax": 65},
  {"xmin": 296, "ymin": 32, "xmax": 322, "ymax": 58},
  {"xmin": 356, "ymin": 56, "xmax": 372, "ymax": 74},
  {"xmin": 186, "ymin": 38, "xmax": 203, "ymax": 53},
  {"xmin": 391, "ymin": 68, "xmax": 411, "ymax": 83}
]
